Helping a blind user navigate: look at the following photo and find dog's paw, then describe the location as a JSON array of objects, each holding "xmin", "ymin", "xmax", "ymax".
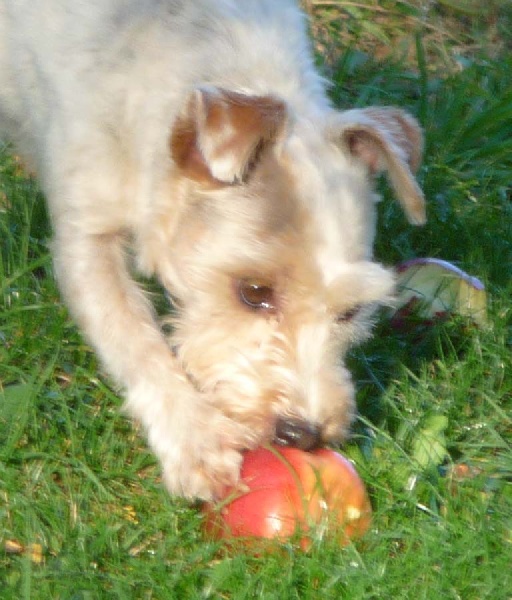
[
  {"xmin": 159, "ymin": 405, "xmax": 255, "ymax": 501},
  {"xmin": 162, "ymin": 440, "xmax": 244, "ymax": 501},
  {"xmin": 126, "ymin": 382, "xmax": 257, "ymax": 501}
]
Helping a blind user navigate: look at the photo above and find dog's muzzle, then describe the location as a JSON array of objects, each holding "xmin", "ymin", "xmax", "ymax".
[{"xmin": 274, "ymin": 417, "xmax": 322, "ymax": 451}]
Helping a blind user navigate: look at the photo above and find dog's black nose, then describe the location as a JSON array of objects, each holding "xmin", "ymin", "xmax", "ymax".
[{"xmin": 274, "ymin": 417, "xmax": 322, "ymax": 451}]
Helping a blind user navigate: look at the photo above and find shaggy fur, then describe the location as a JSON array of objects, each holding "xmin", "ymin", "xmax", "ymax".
[{"xmin": 0, "ymin": 0, "xmax": 425, "ymax": 500}]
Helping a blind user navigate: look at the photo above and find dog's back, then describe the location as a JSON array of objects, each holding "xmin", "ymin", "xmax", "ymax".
[{"xmin": 0, "ymin": 0, "xmax": 328, "ymax": 172}]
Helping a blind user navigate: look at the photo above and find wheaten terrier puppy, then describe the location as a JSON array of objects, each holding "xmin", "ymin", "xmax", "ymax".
[{"xmin": 0, "ymin": 0, "xmax": 425, "ymax": 500}]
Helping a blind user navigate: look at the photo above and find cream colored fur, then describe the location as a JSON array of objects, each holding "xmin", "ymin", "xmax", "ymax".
[{"xmin": 0, "ymin": 0, "xmax": 425, "ymax": 500}]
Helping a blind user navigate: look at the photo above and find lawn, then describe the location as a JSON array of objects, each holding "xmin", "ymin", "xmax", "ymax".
[{"xmin": 1, "ymin": 2, "xmax": 511, "ymax": 598}]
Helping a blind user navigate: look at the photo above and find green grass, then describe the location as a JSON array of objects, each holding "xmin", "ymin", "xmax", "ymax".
[{"xmin": 1, "ymin": 6, "xmax": 511, "ymax": 599}]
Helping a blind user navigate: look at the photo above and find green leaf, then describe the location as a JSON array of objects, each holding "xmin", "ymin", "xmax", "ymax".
[
  {"xmin": 411, "ymin": 415, "xmax": 449, "ymax": 470},
  {"xmin": 0, "ymin": 382, "xmax": 35, "ymax": 454}
]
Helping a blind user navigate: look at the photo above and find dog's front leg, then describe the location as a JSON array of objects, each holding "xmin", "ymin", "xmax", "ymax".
[{"xmin": 52, "ymin": 226, "xmax": 246, "ymax": 500}]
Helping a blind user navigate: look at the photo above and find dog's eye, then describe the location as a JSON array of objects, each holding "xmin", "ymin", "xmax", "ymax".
[
  {"xmin": 336, "ymin": 305, "xmax": 362, "ymax": 324},
  {"xmin": 238, "ymin": 279, "xmax": 276, "ymax": 312}
]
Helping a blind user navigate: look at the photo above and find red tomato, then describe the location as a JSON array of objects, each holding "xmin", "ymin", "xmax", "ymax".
[{"xmin": 203, "ymin": 445, "xmax": 371, "ymax": 549}]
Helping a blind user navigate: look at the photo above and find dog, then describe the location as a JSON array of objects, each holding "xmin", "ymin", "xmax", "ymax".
[{"xmin": 0, "ymin": 0, "xmax": 425, "ymax": 501}]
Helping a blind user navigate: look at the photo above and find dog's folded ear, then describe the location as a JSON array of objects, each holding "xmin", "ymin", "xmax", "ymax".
[
  {"xmin": 171, "ymin": 87, "xmax": 286, "ymax": 186},
  {"xmin": 334, "ymin": 107, "xmax": 426, "ymax": 225}
]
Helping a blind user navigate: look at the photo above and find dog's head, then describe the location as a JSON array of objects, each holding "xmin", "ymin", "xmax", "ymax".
[{"xmin": 142, "ymin": 87, "xmax": 425, "ymax": 451}]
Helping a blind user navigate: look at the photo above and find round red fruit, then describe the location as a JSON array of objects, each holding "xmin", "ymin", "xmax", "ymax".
[{"xmin": 203, "ymin": 445, "xmax": 371, "ymax": 550}]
